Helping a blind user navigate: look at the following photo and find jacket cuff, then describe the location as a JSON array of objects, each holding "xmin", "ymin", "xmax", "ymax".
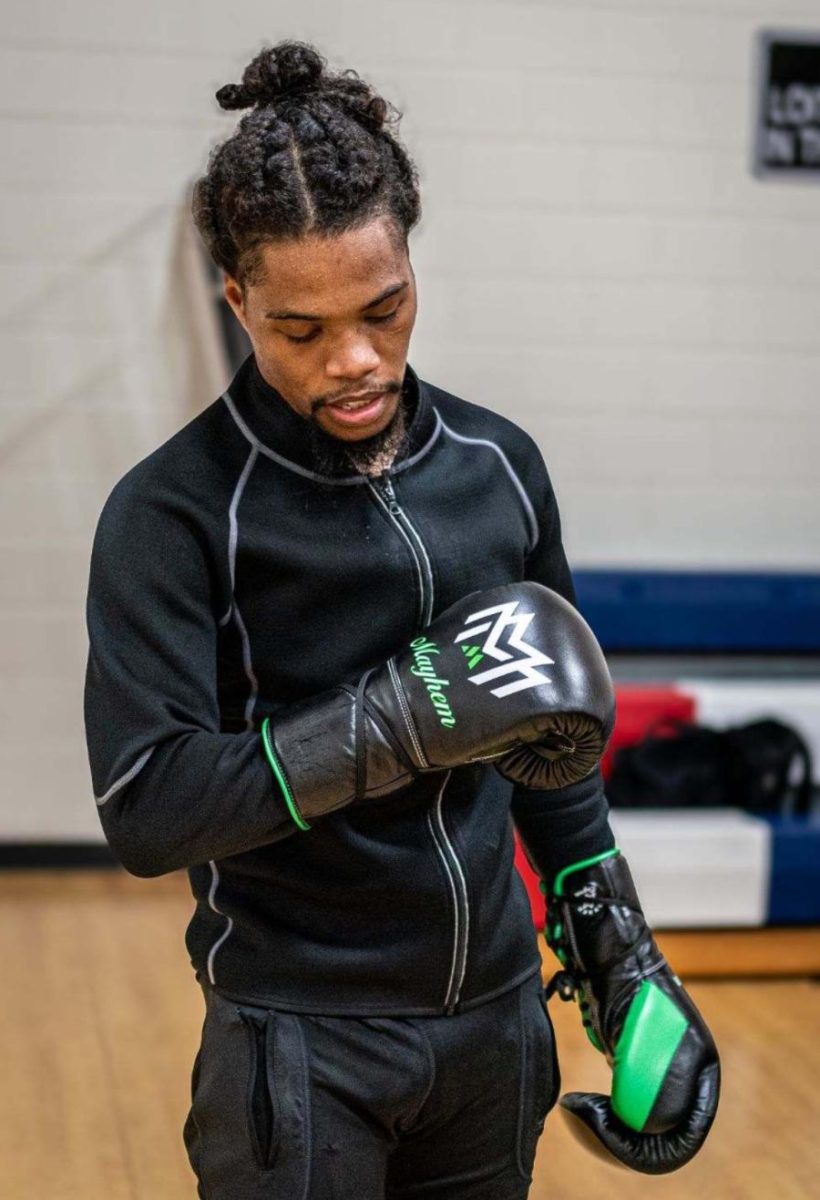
[{"xmin": 509, "ymin": 763, "xmax": 617, "ymax": 892}]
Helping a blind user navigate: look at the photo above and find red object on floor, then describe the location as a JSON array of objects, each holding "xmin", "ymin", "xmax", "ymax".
[
  {"xmin": 512, "ymin": 684, "xmax": 697, "ymax": 930},
  {"xmin": 600, "ymin": 684, "xmax": 696, "ymax": 781}
]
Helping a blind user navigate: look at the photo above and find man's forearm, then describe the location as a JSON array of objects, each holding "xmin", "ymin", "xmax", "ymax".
[{"xmin": 92, "ymin": 727, "xmax": 304, "ymax": 877}]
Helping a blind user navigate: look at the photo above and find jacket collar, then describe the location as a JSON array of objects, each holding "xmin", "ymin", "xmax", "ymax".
[{"xmin": 223, "ymin": 352, "xmax": 439, "ymax": 483}]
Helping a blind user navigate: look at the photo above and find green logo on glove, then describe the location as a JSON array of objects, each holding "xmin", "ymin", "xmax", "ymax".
[
  {"xmin": 460, "ymin": 643, "xmax": 485, "ymax": 669},
  {"xmin": 409, "ymin": 637, "xmax": 456, "ymax": 728}
]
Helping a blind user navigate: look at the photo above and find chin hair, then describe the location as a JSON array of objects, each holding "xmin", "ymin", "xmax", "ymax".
[{"xmin": 308, "ymin": 395, "xmax": 409, "ymax": 477}]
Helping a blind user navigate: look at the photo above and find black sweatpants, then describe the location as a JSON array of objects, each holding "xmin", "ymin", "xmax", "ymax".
[{"xmin": 183, "ymin": 969, "xmax": 560, "ymax": 1199}]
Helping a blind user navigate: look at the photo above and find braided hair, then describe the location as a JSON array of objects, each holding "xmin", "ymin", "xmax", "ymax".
[{"xmin": 191, "ymin": 40, "xmax": 422, "ymax": 292}]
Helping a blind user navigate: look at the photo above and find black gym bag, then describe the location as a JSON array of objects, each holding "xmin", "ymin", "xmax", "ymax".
[{"xmin": 606, "ymin": 717, "xmax": 814, "ymax": 817}]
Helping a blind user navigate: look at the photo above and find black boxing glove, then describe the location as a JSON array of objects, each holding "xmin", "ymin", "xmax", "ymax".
[
  {"xmin": 490, "ymin": 587, "xmax": 615, "ymax": 789},
  {"xmin": 541, "ymin": 848, "xmax": 721, "ymax": 1174},
  {"xmin": 260, "ymin": 580, "xmax": 615, "ymax": 829}
]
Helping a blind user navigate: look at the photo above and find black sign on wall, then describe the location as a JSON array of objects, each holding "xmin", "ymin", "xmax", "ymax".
[{"xmin": 754, "ymin": 30, "xmax": 820, "ymax": 177}]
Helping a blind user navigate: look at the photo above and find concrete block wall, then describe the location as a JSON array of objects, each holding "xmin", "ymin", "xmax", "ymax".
[{"xmin": 1, "ymin": 0, "xmax": 819, "ymax": 839}]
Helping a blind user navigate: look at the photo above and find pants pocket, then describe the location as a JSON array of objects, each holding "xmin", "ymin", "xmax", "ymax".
[
  {"xmin": 237, "ymin": 1008, "xmax": 282, "ymax": 1172},
  {"xmin": 183, "ymin": 988, "xmax": 311, "ymax": 1199}
]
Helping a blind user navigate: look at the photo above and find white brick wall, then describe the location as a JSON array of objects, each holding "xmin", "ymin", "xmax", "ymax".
[{"xmin": 1, "ymin": 0, "xmax": 819, "ymax": 839}]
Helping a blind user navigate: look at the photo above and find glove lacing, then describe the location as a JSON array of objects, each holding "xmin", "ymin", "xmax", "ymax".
[{"xmin": 543, "ymin": 887, "xmax": 654, "ymax": 1048}]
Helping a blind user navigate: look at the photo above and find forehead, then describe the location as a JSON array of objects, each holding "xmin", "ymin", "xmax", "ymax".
[{"xmin": 255, "ymin": 217, "xmax": 407, "ymax": 311}]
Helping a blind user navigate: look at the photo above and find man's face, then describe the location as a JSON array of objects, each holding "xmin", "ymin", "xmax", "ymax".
[{"xmin": 223, "ymin": 216, "xmax": 418, "ymax": 471}]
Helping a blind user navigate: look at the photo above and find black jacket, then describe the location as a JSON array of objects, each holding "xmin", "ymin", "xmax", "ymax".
[{"xmin": 84, "ymin": 352, "xmax": 613, "ymax": 1016}]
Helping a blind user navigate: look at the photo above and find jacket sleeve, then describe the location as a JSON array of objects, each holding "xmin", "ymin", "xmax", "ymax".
[
  {"xmin": 83, "ymin": 474, "xmax": 300, "ymax": 878},
  {"xmin": 508, "ymin": 438, "xmax": 616, "ymax": 889}
]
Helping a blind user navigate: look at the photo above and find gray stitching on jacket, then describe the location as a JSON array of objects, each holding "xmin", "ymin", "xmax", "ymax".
[
  {"xmin": 438, "ymin": 416, "xmax": 539, "ymax": 553},
  {"xmin": 95, "ymin": 745, "xmax": 155, "ymax": 806},
  {"xmin": 391, "ymin": 409, "xmax": 443, "ymax": 474},
  {"xmin": 206, "ymin": 861, "xmax": 235, "ymax": 986},
  {"xmin": 222, "ymin": 389, "xmax": 373, "ymax": 486},
  {"xmin": 208, "ymin": 444, "xmax": 261, "ymax": 985},
  {"xmin": 220, "ymin": 443, "xmax": 259, "ymax": 627}
]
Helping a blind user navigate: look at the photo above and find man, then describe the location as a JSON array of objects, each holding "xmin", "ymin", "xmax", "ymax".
[{"xmin": 84, "ymin": 39, "xmax": 718, "ymax": 1199}]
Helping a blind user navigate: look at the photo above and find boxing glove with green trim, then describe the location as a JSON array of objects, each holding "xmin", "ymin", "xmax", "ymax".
[
  {"xmin": 260, "ymin": 580, "xmax": 614, "ymax": 830},
  {"xmin": 541, "ymin": 847, "xmax": 721, "ymax": 1174}
]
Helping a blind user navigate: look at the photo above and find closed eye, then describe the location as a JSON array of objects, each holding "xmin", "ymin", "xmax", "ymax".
[
  {"xmin": 284, "ymin": 309, "xmax": 399, "ymax": 345},
  {"xmin": 285, "ymin": 330, "xmax": 320, "ymax": 344}
]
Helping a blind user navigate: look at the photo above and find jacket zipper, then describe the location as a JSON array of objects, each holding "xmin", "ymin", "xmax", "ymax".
[
  {"xmin": 369, "ymin": 471, "xmax": 434, "ymax": 628},
  {"xmin": 426, "ymin": 771, "xmax": 470, "ymax": 1013},
  {"xmin": 368, "ymin": 471, "xmax": 469, "ymax": 1013}
]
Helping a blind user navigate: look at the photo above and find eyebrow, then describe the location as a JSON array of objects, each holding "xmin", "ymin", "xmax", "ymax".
[{"xmin": 264, "ymin": 280, "xmax": 409, "ymax": 322}]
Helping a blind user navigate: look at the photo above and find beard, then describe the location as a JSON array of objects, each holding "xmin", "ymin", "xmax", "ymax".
[{"xmin": 305, "ymin": 389, "xmax": 411, "ymax": 478}]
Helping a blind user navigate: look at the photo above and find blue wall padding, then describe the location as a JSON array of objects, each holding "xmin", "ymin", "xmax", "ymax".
[
  {"xmin": 763, "ymin": 814, "xmax": 820, "ymax": 924},
  {"xmin": 574, "ymin": 570, "xmax": 820, "ymax": 652}
]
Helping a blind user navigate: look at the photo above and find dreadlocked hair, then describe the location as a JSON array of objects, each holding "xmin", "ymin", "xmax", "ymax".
[{"xmin": 191, "ymin": 40, "xmax": 422, "ymax": 291}]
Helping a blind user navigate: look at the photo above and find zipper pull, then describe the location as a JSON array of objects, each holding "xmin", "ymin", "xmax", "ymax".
[{"xmin": 379, "ymin": 472, "xmax": 401, "ymax": 514}]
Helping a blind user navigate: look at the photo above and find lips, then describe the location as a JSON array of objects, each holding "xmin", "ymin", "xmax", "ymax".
[
  {"xmin": 324, "ymin": 391, "xmax": 390, "ymax": 426},
  {"xmin": 328, "ymin": 391, "xmax": 387, "ymax": 410}
]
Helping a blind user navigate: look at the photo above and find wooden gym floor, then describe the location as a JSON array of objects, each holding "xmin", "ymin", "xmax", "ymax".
[{"xmin": 2, "ymin": 869, "xmax": 818, "ymax": 1199}]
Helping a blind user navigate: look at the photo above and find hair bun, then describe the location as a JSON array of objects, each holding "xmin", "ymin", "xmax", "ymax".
[{"xmin": 216, "ymin": 41, "xmax": 326, "ymax": 111}]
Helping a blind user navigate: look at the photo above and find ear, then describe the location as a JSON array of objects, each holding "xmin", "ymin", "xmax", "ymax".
[{"xmin": 223, "ymin": 273, "xmax": 249, "ymax": 332}]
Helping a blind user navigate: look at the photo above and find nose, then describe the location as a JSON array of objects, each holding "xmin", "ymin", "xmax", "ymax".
[{"xmin": 323, "ymin": 328, "xmax": 381, "ymax": 381}]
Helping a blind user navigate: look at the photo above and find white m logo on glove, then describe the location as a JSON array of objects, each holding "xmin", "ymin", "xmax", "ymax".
[{"xmin": 453, "ymin": 599, "xmax": 554, "ymax": 698}]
